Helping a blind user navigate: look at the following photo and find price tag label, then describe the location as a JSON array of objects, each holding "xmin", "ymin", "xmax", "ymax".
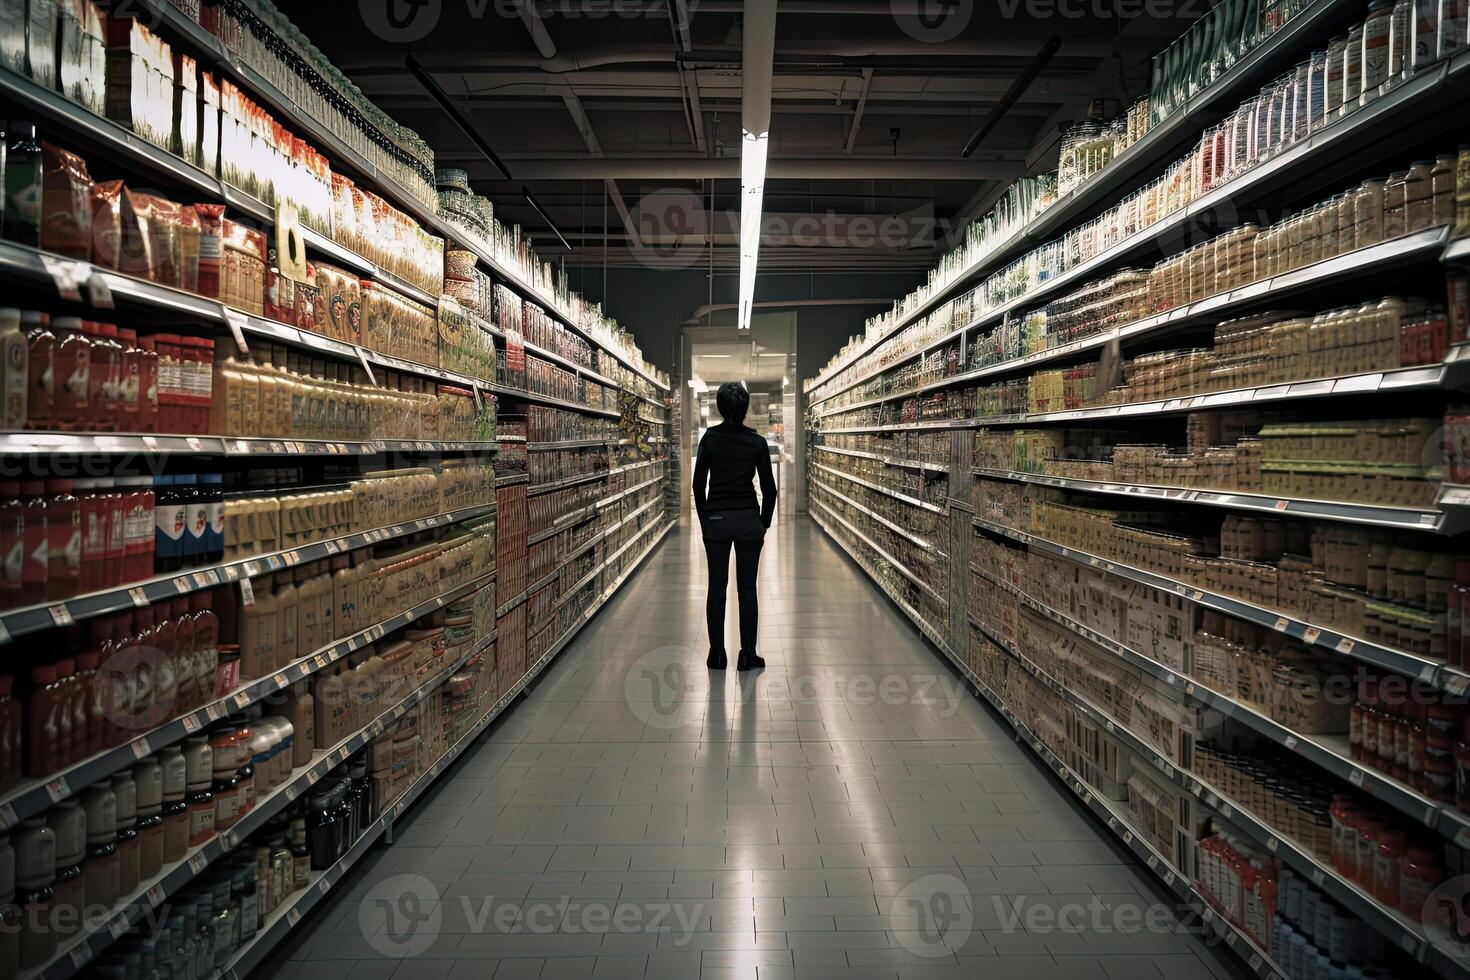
[
  {"xmin": 49, "ymin": 604, "xmax": 75, "ymax": 627},
  {"xmin": 233, "ymin": 692, "xmax": 252, "ymax": 710},
  {"xmin": 109, "ymin": 915, "xmax": 130, "ymax": 939},
  {"xmin": 128, "ymin": 586, "xmax": 150, "ymax": 608},
  {"xmin": 88, "ymin": 273, "xmax": 116, "ymax": 309},
  {"xmin": 1283, "ymin": 735, "xmax": 1298, "ymax": 750},
  {"xmin": 131, "ymin": 738, "xmax": 151, "ymax": 760},
  {"xmin": 1165, "ymin": 674, "xmax": 1177, "ymax": 686},
  {"xmin": 1272, "ymin": 617, "xmax": 1289, "ymax": 631},
  {"xmin": 1164, "ymin": 871, "xmax": 1176, "ymax": 886},
  {"xmin": 41, "ymin": 255, "xmax": 85, "ymax": 300},
  {"xmin": 318, "ymin": 879, "xmax": 330, "ymax": 896},
  {"xmin": 239, "ymin": 578, "xmax": 256, "ymax": 608},
  {"xmin": 205, "ymin": 704, "xmax": 223, "ymax": 722},
  {"xmin": 307, "ymin": 768, "xmax": 321, "ymax": 785},
  {"xmin": 1220, "ymin": 803, "xmax": 1232, "ymax": 819},
  {"xmin": 45, "ymin": 776, "xmax": 71, "ymax": 803},
  {"xmin": 1349, "ymin": 769, "xmax": 1365, "ymax": 787},
  {"xmin": 0, "ymin": 620, "xmax": 9, "ymax": 646},
  {"xmin": 193, "ymin": 570, "xmax": 217, "ymax": 588},
  {"xmin": 1225, "ymin": 931, "xmax": 1237, "ymax": 947},
  {"xmin": 287, "ymin": 908, "xmax": 301, "ymax": 927},
  {"xmin": 173, "ymin": 576, "xmax": 192, "ymax": 594},
  {"xmin": 1302, "ymin": 627, "xmax": 1321, "ymax": 644},
  {"xmin": 186, "ymin": 437, "xmax": 203, "ymax": 452},
  {"xmin": 1336, "ymin": 637, "xmax": 1355, "ymax": 654},
  {"xmin": 68, "ymin": 942, "xmax": 90, "ymax": 969},
  {"xmin": 183, "ymin": 715, "xmax": 202, "ymax": 733},
  {"xmin": 1249, "ymin": 954, "xmax": 1263, "ymax": 972},
  {"xmin": 1311, "ymin": 869, "xmax": 1325, "ymax": 887},
  {"xmin": 142, "ymin": 435, "xmax": 160, "ymax": 452},
  {"xmin": 313, "ymin": 655, "xmax": 327, "ymax": 669},
  {"xmin": 1266, "ymin": 837, "xmax": 1279, "ymax": 853},
  {"xmin": 189, "ymin": 852, "xmax": 207, "ymax": 874}
]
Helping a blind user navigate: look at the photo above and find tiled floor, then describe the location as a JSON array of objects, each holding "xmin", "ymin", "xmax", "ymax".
[{"xmin": 267, "ymin": 517, "xmax": 1245, "ymax": 980}]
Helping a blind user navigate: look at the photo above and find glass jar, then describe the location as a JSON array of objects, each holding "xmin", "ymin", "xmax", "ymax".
[
  {"xmin": 14, "ymin": 819, "xmax": 55, "ymax": 971},
  {"xmin": 1363, "ymin": 0, "xmax": 1395, "ymax": 101},
  {"xmin": 1432, "ymin": 154, "xmax": 1458, "ymax": 226},
  {"xmin": 1404, "ymin": 159, "xmax": 1436, "ymax": 231},
  {"xmin": 1356, "ymin": 180, "xmax": 1386, "ymax": 247},
  {"xmin": 1383, "ymin": 170, "xmax": 1412, "ymax": 238},
  {"xmin": 1324, "ymin": 35, "xmax": 1348, "ymax": 122},
  {"xmin": 159, "ymin": 745, "xmax": 190, "ymax": 863},
  {"xmin": 1343, "ymin": 23, "xmax": 1366, "ymax": 113}
]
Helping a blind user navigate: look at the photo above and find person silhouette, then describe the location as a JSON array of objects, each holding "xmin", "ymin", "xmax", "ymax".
[{"xmin": 692, "ymin": 382, "xmax": 777, "ymax": 671}]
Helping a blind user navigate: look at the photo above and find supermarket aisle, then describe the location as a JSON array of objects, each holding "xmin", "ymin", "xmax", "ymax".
[{"xmin": 268, "ymin": 518, "xmax": 1243, "ymax": 980}]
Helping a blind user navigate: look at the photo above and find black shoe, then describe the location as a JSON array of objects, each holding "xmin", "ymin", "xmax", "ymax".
[
  {"xmin": 707, "ymin": 649, "xmax": 728, "ymax": 670},
  {"xmin": 737, "ymin": 650, "xmax": 765, "ymax": 671}
]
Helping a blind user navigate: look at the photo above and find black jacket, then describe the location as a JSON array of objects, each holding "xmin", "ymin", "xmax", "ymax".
[{"xmin": 692, "ymin": 422, "xmax": 777, "ymax": 528}]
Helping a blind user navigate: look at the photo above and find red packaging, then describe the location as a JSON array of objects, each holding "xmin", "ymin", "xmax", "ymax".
[
  {"xmin": 120, "ymin": 476, "xmax": 153, "ymax": 584},
  {"xmin": 103, "ymin": 478, "xmax": 126, "ymax": 588},
  {"xmin": 83, "ymin": 322, "xmax": 117, "ymax": 432},
  {"xmin": 153, "ymin": 334, "xmax": 183, "ymax": 433},
  {"xmin": 41, "ymin": 142, "xmax": 94, "ymax": 260},
  {"xmin": 0, "ymin": 482, "xmax": 22, "ymax": 604},
  {"xmin": 118, "ymin": 189, "xmax": 160, "ymax": 282},
  {"xmin": 136, "ymin": 333, "xmax": 158, "ymax": 432},
  {"xmin": 181, "ymin": 337, "xmax": 214, "ymax": 433},
  {"xmin": 45, "ymin": 479, "xmax": 80, "ymax": 601},
  {"xmin": 194, "ymin": 204, "xmax": 225, "ymax": 298},
  {"xmin": 264, "ymin": 252, "xmax": 296, "ymax": 326},
  {"xmin": 91, "ymin": 180, "xmax": 124, "ymax": 270}
]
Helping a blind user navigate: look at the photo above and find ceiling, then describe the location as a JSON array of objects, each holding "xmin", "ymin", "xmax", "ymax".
[{"xmin": 281, "ymin": 1, "xmax": 1196, "ymax": 278}]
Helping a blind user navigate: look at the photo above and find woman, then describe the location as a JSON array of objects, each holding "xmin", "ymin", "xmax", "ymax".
[{"xmin": 692, "ymin": 382, "xmax": 777, "ymax": 671}]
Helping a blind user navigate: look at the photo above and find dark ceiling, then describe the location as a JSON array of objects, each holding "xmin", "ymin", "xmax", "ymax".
[{"xmin": 278, "ymin": 0, "xmax": 1197, "ymax": 276}]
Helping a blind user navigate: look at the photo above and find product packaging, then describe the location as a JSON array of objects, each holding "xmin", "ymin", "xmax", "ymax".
[{"xmin": 39, "ymin": 143, "xmax": 93, "ymax": 261}]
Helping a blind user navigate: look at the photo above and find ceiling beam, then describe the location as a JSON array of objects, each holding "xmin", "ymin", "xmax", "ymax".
[
  {"xmin": 668, "ymin": 0, "xmax": 692, "ymax": 53},
  {"xmin": 432, "ymin": 157, "xmax": 1025, "ymax": 180},
  {"xmin": 844, "ymin": 68, "xmax": 873, "ymax": 155},
  {"xmin": 677, "ymin": 63, "xmax": 707, "ymax": 153}
]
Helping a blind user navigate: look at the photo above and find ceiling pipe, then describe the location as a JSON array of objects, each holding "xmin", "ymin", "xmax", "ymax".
[
  {"xmin": 683, "ymin": 297, "xmax": 892, "ymax": 326},
  {"xmin": 961, "ymin": 35, "xmax": 1063, "ymax": 158},
  {"xmin": 740, "ymin": 0, "xmax": 779, "ymax": 333}
]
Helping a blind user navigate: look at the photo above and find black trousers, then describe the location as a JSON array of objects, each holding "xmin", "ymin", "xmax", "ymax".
[{"xmin": 701, "ymin": 509, "xmax": 765, "ymax": 654}]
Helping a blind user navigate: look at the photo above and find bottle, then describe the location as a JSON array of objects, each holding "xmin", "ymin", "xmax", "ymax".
[
  {"xmin": 201, "ymin": 474, "xmax": 225, "ymax": 563},
  {"xmin": 288, "ymin": 816, "xmax": 310, "ymax": 890},
  {"xmin": 92, "ymin": 324, "xmax": 125, "ymax": 431},
  {"xmin": 211, "ymin": 879, "xmax": 236, "ymax": 969},
  {"xmin": 43, "ymin": 479, "xmax": 79, "ymax": 600},
  {"xmin": 0, "ymin": 307, "xmax": 25, "ymax": 430},
  {"xmin": 100, "ymin": 476, "xmax": 125, "ymax": 589},
  {"xmin": 192, "ymin": 592, "xmax": 221, "ymax": 704},
  {"xmin": 14, "ymin": 818, "xmax": 56, "ymax": 970},
  {"xmin": 1363, "ymin": 1, "xmax": 1395, "ymax": 101},
  {"xmin": 234, "ymin": 865, "xmax": 258, "ymax": 944},
  {"xmin": 0, "ymin": 482, "xmax": 20, "ymax": 606},
  {"xmin": 22, "ymin": 662, "xmax": 59, "ymax": 777},
  {"xmin": 133, "ymin": 756, "xmax": 164, "ymax": 882},
  {"xmin": 119, "ymin": 476, "xmax": 155, "ymax": 585},
  {"xmin": 116, "ymin": 327, "xmax": 141, "ymax": 433},
  {"xmin": 74, "ymin": 478, "xmax": 103, "ymax": 593},
  {"xmin": 136, "ymin": 333, "xmax": 159, "ymax": 433},
  {"xmin": 153, "ymin": 476, "xmax": 182, "ymax": 574},
  {"xmin": 3, "ymin": 123, "xmax": 41, "ymax": 246},
  {"xmin": 18, "ymin": 480, "xmax": 46, "ymax": 605},
  {"xmin": 21, "ymin": 311, "xmax": 51, "ymax": 430},
  {"xmin": 47, "ymin": 799, "xmax": 86, "ymax": 940},
  {"xmin": 81, "ymin": 780, "xmax": 120, "ymax": 909},
  {"xmin": 159, "ymin": 745, "xmax": 189, "ymax": 863},
  {"xmin": 113, "ymin": 771, "xmax": 140, "ymax": 896},
  {"xmin": 183, "ymin": 735, "xmax": 215, "ymax": 846},
  {"xmin": 50, "ymin": 316, "xmax": 89, "ymax": 431},
  {"xmin": 174, "ymin": 475, "xmax": 200, "ymax": 571}
]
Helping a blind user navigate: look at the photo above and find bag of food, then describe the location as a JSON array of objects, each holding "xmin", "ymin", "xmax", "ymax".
[
  {"xmin": 118, "ymin": 189, "xmax": 159, "ymax": 282},
  {"xmin": 91, "ymin": 180, "xmax": 124, "ymax": 269},
  {"xmin": 195, "ymin": 204, "xmax": 225, "ymax": 298},
  {"xmin": 41, "ymin": 143, "xmax": 94, "ymax": 260}
]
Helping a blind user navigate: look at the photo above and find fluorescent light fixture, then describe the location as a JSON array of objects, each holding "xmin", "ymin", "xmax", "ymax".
[
  {"xmin": 696, "ymin": 354, "xmax": 733, "ymax": 359},
  {"xmin": 738, "ymin": 129, "xmax": 768, "ymax": 333}
]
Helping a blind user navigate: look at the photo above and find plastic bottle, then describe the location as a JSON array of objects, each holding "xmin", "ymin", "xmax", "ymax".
[
  {"xmin": 1398, "ymin": 846, "xmax": 1443, "ymax": 920},
  {"xmin": 72, "ymin": 650, "xmax": 98, "ymax": 761},
  {"xmin": 116, "ymin": 327, "xmax": 141, "ymax": 433},
  {"xmin": 50, "ymin": 316, "xmax": 89, "ymax": 431},
  {"xmin": 175, "ymin": 474, "xmax": 200, "ymax": 571},
  {"xmin": 100, "ymin": 476, "xmax": 126, "ymax": 589},
  {"xmin": 192, "ymin": 592, "xmax": 221, "ymax": 703},
  {"xmin": 74, "ymin": 478, "xmax": 102, "ymax": 593},
  {"xmin": 159, "ymin": 745, "xmax": 189, "ymax": 863},
  {"xmin": 44, "ymin": 479, "xmax": 79, "ymax": 600},
  {"xmin": 18, "ymin": 480, "xmax": 46, "ymax": 605},
  {"xmin": 183, "ymin": 735, "xmax": 215, "ymax": 846},
  {"xmin": 22, "ymin": 311, "xmax": 52, "ymax": 430},
  {"xmin": 114, "ymin": 771, "xmax": 140, "ymax": 897},
  {"xmin": 0, "ymin": 307, "xmax": 26, "ymax": 430},
  {"xmin": 119, "ymin": 476, "xmax": 154, "ymax": 585},
  {"xmin": 47, "ymin": 798, "xmax": 86, "ymax": 939},
  {"xmin": 201, "ymin": 474, "xmax": 224, "ymax": 563},
  {"xmin": 133, "ymin": 756, "xmax": 163, "ymax": 882},
  {"xmin": 96, "ymin": 324, "xmax": 126, "ymax": 430},
  {"xmin": 14, "ymin": 818, "xmax": 56, "ymax": 970},
  {"xmin": 153, "ymin": 476, "xmax": 182, "ymax": 575},
  {"xmin": 82, "ymin": 780, "xmax": 120, "ymax": 909},
  {"xmin": 0, "ymin": 482, "xmax": 22, "ymax": 606}
]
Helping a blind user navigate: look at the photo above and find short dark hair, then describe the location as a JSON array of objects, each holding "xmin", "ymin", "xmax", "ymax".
[{"xmin": 716, "ymin": 382, "xmax": 749, "ymax": 423}]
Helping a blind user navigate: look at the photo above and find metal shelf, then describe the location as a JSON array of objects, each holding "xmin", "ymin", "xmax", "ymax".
[
  {"xmin": 971, "ymin": 515, "xmax": 1468, "ymax": 696},
  {"xmin": 812, "ymin": 463, "xmax": 946, "ymax": 514},
  {"xmin": 0, "ymin": 569, "xmax": 494, "ymax": 832},
  {"xmin": 810, "ymin": 479, "xmax": 946, "ymax": 554},
  {"xmin": 995, "ymin": 572, "xmax": 1445, "ymax": 832},
  {"xmin": 810, "ymin": 500, "xmax": 947, "ymax": 608},
  {"xmin": 0, "ymin": 430, "xmax": 500, "ymax": 459},
  {"xmin": 527, "ymin": 470, "xmax": 610, "ymax": 497},
  {"xmin": 0, "ymin": 503, "xmax": 495, "ymax": 646},
  {"xmin": 817, "ymin": 446, "xmax": 948, "ymax": 473},
  {"xmin": 815, "ymin": 226, "xmax": 1452, "ymax": 419},
  {"xmin": 973, "ymin": 468, "xmax": 1462, "ymax": 534},
  {"xmin": 812, "ymin": 510, "xmax": 951, "ymax": 650},
  {"xmin": 808, "ymin": 28, "xmax": 1468, "ymax": 403},
  {"xmin": 210, "ymin": 521, "xmax": 675, "ymax": 980},
  {"xmin": 26, "ymin": 631, "xmax": 494, "ymax": 980},
  {"xmin": 817, "ymin": 514, "xmax": 1289, "ymax": 979},
  {"xmin": 528, "ymin": 438, "xmax": 617, "ymax": 451}
]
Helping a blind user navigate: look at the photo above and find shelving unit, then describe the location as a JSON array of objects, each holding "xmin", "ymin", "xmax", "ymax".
[
  {"xmin": 804, "ymin": 4, "xmax": 1470, "ymax": 975},
  {"xmin": 0, "ymin": 2, "xmax": 677, "ymax": 975}
]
